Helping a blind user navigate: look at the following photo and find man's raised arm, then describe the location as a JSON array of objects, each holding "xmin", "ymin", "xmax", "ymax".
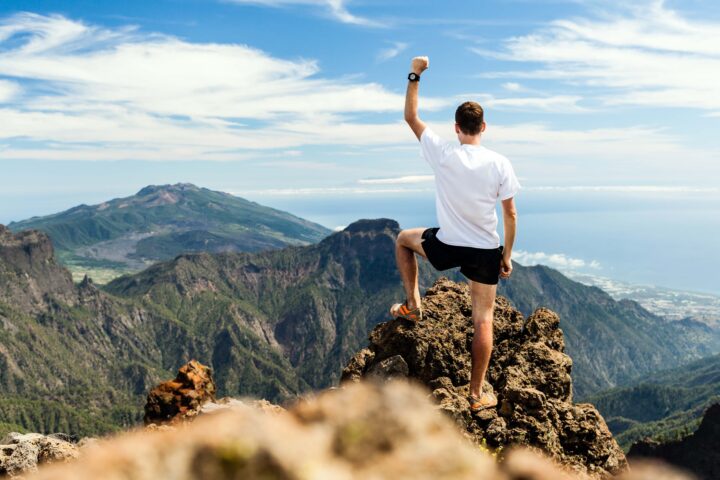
[{"xmin": 405, "ymin": 56, "xmax": 429, "ymax": 141}]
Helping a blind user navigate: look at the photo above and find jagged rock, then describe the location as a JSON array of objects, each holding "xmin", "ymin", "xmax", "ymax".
[
  {"xmin": 0, "ymin": 432, "xmax": 78, "ymax": 477},
  {"xmin": 0, "ymin": 226, "xmax": 75, "ymax": 312},
  {"xmin": 24, "ymin": 381, "xmax": 689, "ymax": 480},
  {"xmin": 342, "ymin": 278, "xmax": 627, "ymax": 478},
  {"xmin": 628, "ymin": 402, "xmax": 720, "ymax": 480},
  {"xmin": 144, "ymin": 360, "xmax": 216, "ymax": 425},
  {"xmin": 366, "ymin": 354, "xmax": 409, "ymax": 381}
]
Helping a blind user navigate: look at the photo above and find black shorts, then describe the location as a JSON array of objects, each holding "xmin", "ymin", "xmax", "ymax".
[{"xmin": 421, "ymin": 228, "xmax": 503, "ymax": 285}]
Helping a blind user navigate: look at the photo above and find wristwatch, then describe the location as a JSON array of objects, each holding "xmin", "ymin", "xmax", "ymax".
[{"xmin": 408, "ymin": 72, "xmax": 420, "ymax": 82}]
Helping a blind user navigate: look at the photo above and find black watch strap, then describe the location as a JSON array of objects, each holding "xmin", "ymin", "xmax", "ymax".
[{"xmin": 408, "ymin": 72, "xmax": 420, "ymax": 82}]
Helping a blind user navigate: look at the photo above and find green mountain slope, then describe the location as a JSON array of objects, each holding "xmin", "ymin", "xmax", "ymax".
[
  {"xmin": 0, "ymin": 225, "xmax": 307, "ymax": 438},
  {"xmin": 2, "ymin": 218, "xmax": 718, "ymax": 440},
  {"xmin": 105, "ymin": 219, "xmax": 439, "ymax": 391},
  {"xmin": 107, "ymin": 219, "xmax": 719, "ymax": 399},
  {"xmin": 586, "ymin": 353, "xmax": 720, "ymax": 449},
  {"xmin": 498, "ymin": 264, "xmax": 720, "ymax": 398},
  {"xmin": 8, "ymin": 183, "xmax": 330, "ymax": 282},
  {"xmin": 627, "ymin": 402, "xmax": 720, "ymax": 480}
]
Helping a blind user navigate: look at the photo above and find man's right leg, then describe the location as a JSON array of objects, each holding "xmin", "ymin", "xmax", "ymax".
[
  {"xmin": 394, "ymin": 228, "xmax": 428, "ymax": 311},
  {"xmin": 469, "ymin": 280, "xmax": 497, "ymax": 399}
]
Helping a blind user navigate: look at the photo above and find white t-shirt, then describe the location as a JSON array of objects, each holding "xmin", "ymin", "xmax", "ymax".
[{"xmin": 420, "ymin": 127, "xmax": 520, "ymax": 249}]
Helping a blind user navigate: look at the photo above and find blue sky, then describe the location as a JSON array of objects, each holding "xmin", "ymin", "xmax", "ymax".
[{"xmin": 0, "ymin": 1, "xmax": 719, "ymax": 293}]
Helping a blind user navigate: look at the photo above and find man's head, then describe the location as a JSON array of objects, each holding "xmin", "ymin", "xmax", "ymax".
[{"xmin": 454, "ymin": 101, "xmax": 486, "ymax": 141}]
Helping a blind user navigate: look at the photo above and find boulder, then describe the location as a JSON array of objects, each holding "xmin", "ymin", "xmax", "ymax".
[
  {"xmin": 144, "ymin": 360, "xmax": 216, "ymax": 425},
  {"xmin": 0, "ymin": 432, "xmax": 78, "ymax": 477},
  {"xmin": 342, "ymin": 278, "xmax": 627, "ymax": 478}
]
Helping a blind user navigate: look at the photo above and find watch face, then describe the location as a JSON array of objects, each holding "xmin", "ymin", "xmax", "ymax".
[{"xmin": 408, "ymin": 73, "xmax": 419, "ymax": 81}]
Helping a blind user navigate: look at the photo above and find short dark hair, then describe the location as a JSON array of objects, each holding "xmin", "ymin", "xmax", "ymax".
[{"xmin": 455, "ymin": 101, "xmax": 484, "ymax": 135}]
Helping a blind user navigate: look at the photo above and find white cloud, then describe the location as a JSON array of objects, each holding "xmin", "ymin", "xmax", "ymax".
[
  {"xmin": 377, "ymin": 41, "xmax": 408, "ymax": 62},
  {"xmin": 0, "ymin": 80, "xmax": 19, "ymax": 102},
  {"xmin": 526, "ymin": 185, "xmax": 720, "ymax": 193},
  {"xmin": 0, "ymin": 13, "xmax": 447, "ymax": 161},
  {"xmin": 0, "ymin": 11, "xmax": 713, "ymax": 171},
  {"xmin": 513, "ymin": 250, "xmax": 601, "ymax": 270},
  {"xmin": 425, "ymin": 121, "xmax": 693, "ymax": 162},
  {"xmin": 501, "ymin": 82, "xmax": 522, "ymax": 92},
  {"xmin": 228, "ymin": 186, "xmax": 433, "ymax": 196},
  {"xmin": 358, "ymin": 175, "xmax": 433, "ymax": 185},
  {"xmin": 225, "ymin": 0, "xmax": 377, "ymax": 26},
  {"xmin": 476, "ymin": 94, "xmax": 586, "ymax": 112},
  {"xmin": 475, "ymin": 1, "xmax": 720, "ymax": 111}
]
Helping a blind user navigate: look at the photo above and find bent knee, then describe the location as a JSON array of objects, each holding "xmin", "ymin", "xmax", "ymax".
[{"xmin": 396, "ymin": 229, "xmax": 415, "ymax": 246}]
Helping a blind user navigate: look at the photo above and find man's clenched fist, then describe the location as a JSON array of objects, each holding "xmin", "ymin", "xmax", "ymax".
[{"xmin": 411, "ymin": 56, "xmax": 429, "ymax": 75}]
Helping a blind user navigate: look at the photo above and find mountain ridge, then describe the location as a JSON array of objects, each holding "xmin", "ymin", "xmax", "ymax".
[
  {"xmin": 1, "ymin": 217, "xmax": 719, "ymax": 439},
  {"xmin": 586, "ymin": 352, "xmax": 720, "ymax": 449},
  {"xmin": 497, "ymin": 263, "xmax": 720, "ymax": 397},
  {"xmin": 8, "ymin": 183, "xmax": 331, "ymax": 282}
]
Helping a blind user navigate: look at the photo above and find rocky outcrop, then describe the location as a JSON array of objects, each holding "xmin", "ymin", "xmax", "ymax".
[
  {"xmin": 0, "ymin": 225, "xmax": 75, "ymax": 312},
  {"xmin": 144, "ymin": 360, "xmax": 286, "ymax": 426},
  {"xmin": 342, "ymin": 278, "xmax": 627, "ymax": 478},
  {"xmin": 23, "ymin": 381, "xmax": 689, "ymax": 480},
  {"xmin": 629, "ymin": 402, "xmax": 720, "ymax": 480},
  {"xmin": 0, "ymin": 432, "xmax": 78, "ymax": 477},
  {"xmin": 144, "ymin": 360, "xmax": 217, "ymax": 425}
]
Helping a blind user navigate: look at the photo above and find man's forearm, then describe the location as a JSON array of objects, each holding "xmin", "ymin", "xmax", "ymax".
[
  {"xmin": 503, "ymin": 214, "xmax": 517, "ymax": 256},
  {"xmin": 405, "ymin": 56, "xmax": 428, "ymax": 139},
  {"xmin": 404, "ymin": 80, "xmax": 419, "ymax": 123}
]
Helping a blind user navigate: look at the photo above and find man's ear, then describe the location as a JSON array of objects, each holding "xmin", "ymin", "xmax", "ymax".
[
  {"xmin": 480, "ymin": 122, "xmax": 487, "ymax": 133},
  {"xmin": 454, "ymin": 123, "xmax": 461, "ymax": 134}
]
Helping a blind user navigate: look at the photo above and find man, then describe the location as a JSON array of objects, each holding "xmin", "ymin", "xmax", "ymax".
[{"xmin": 390, "ymin": 56, "xmax": 519, "ymax": 412}]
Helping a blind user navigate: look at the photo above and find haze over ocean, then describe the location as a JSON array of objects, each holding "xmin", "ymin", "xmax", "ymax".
[{"xmin": 251, "ymin": 189, "xmax": 720, "ymax": 296}]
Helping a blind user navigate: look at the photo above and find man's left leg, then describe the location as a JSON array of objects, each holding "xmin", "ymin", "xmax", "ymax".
[
  {"xmin": 391, "ymin": 228, "xmax": 427, "ymax": 317},
  {"xmin": 469, "ymin": 280, "xmax": 497, "ymax": 402}
]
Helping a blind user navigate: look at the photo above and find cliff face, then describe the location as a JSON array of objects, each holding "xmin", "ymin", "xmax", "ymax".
[
  {"xmin": 343, "ymin": 278, "xmax": 627, "ymax": 478},
  {"xmin": 104, "ymin": 219, "xmax": 439, "ymax": 398},
  {"xmin": 629, "ymin": 402, "xmax": 720, "ymax": 480},
  {"xmin": 0, "ymin": 225, "xmax": 75, "ymax": 312},
  {"xmin": 0, "ymin": 226, "xmax": 169, "ymax": 436}
]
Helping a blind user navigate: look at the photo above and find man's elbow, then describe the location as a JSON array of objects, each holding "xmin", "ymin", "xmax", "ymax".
[
  {"xmin": 503, "ymin": 209, "xmax": 518, "ymax": 221},
  {"xmin": 404, "ymin": 114, "xmax": 418, "ymax": 125}
]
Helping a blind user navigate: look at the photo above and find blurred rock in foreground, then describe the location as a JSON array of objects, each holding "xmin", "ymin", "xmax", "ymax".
[
  {"xmin": 0, "ymin": 433, "xmax": 79, "ymax": 477},
  {"xmin": 24, "ymin": 381, "xmax": 692, "ymax": 480}
]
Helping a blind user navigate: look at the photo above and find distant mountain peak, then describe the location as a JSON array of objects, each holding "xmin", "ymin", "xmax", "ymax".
[
  {"xmin": 136, "ymin": 183, "xmax": 200, "ymax": 197},
  {"xmin": 343, "ymin": 218, "xmax": 400, "ymax": 234},
  {"xmin": 8, "ymin": 184, "xmax": 331, "ymax": 278}
]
